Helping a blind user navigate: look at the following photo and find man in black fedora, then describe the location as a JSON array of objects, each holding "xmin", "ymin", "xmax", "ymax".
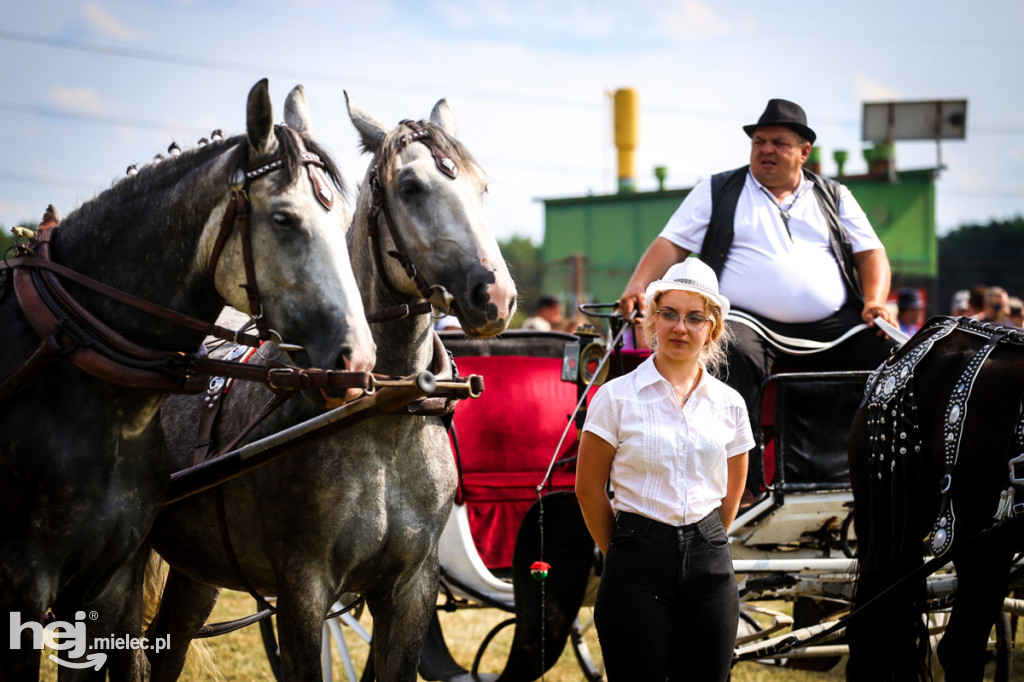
[{"xmin": 618, "ymin": 98, "xmax": 897, "ymax": 500}]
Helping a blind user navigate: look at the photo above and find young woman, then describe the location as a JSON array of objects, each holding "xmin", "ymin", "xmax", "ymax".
[{"xmin": 576, "ymin": 256, "xmax": 752, "ymax": 681}]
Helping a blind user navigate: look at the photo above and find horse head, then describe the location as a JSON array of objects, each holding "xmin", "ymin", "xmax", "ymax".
[
  {"xmin": 204, "ymin": 80, "xmax": 375, "ymax": 404},
  {"xmin": 346, "ymin": 93, "xmax": 517, "ymax": 338}
]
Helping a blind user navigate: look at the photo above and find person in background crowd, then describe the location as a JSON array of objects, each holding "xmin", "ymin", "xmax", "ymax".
[
  {"xmin": 522, "ymin": 294, "xmax": 579, "ymax": 331},
  {"xmin": 617, "ymin": 98, "xmax": 896, "ymax": 500},
  {"xmin": 577, "ymin": 257, "xmax": 751, "ymax": 682},
  {"xmin": 968, "ymin": 284, "xmax": 987, "ymax": 318},
  {"xmin": 950, "ymin": 289, "xmax": 971, "ymax": 317},
  {"xmin": 979, "ymin": 286, "xmax": 1011, "ymax": 325},
  {"xmin": 1009, "ymin": 296, "xmax": 1024, "ymax": 328},
  {"xmin": 896, "ymin": 288, "xmax": 926, "ymax": 336}
]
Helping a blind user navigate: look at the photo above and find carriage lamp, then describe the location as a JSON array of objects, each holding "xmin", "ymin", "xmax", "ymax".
[{"xmin": 530, "ymin": 561, "xmax": 551, "ymax": 581}]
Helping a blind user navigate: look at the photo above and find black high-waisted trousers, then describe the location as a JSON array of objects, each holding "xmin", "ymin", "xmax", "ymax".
[{"xmin": 594, "ymin": 508, "xmax": 737, "ymax": 681}]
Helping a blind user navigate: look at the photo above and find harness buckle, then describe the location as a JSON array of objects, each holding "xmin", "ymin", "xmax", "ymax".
[{"xmin": 1009, "ymin": 452, "xmax": 1024, "ymax": 485}]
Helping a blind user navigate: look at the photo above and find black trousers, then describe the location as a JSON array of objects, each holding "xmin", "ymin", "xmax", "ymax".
[
  {"xmin": 594, "ymin": 509, "xmax": 737, "ymax": 681},
  {"xmin": 723, "ymin": 305, "xmax": 897, "ymax": 492}
]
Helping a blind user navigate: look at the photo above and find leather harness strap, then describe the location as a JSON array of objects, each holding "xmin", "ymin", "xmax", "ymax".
[
  {"xmin": 4, "ymin": 225, "xmax": 374, "ymax": 401},
  {"xmin": 9, "ymin": 252, "xmax": 262, "ymax": 349},
  {"xmin": 365, "ymin": 119, "xmax": 460, "ymax": 319},
  {"xmin": 206, "ymin": 126, "xmax": 331, "ymax": 343}
]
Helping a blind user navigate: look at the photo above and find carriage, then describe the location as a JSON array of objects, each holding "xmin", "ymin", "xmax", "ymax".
[
  {"xmin": 265, "ymin": 311, "xmax": 1024, "ymax": 682},
  {"xmin": 244, "ymin": 309, "xmax": 1015, "ymax": 681}
]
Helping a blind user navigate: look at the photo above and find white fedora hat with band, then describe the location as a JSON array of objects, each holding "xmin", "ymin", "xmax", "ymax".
[{"xmin": 645, "ymin": 257, "xmax": 730, "ymax": 319}]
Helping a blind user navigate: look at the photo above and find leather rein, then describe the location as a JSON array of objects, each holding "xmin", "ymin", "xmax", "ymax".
[
  {"xmin": 364, "ymin": 119, "xmax": 461, "ymax": 324},
  {"xmin": 0, "ymin": 129, "xmax": 372, "ymax": 404}
]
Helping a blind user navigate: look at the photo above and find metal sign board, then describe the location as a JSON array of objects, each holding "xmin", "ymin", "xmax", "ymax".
[{"xmin": 862, "ymin": 100, "xmax": 967, "ymax": 142}]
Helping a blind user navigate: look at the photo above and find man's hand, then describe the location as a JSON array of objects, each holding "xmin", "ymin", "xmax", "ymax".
[
  {"xmin": 862, "ymin": 301, "xmax": 895, "ymax": 327},
  {"xmin": 617, "ymin": 238, "xmax": 689, "ymax": 320},
  {"xmin": 617, "ymin": 285, "xmax": 647, "ymax": 320}
]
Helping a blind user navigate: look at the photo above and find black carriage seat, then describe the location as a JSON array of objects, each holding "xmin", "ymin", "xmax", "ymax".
[
  {"xmin": 438, "ymin": 330, "xmax": 582, "ymax": 572},
  {"xmin": 759, "ymin": 370, "xmax": 872, "ymax": 493}
]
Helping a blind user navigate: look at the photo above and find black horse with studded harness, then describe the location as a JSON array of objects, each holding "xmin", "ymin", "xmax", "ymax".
[{"xmin": 846, "ymin": 315, "xmax": 1024, "ymax": 681}]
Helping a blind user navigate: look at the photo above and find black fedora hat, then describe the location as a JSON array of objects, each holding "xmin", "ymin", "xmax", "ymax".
[{"xmin": 743, "ymin": 98, "xmax": 816, "ymax": 144}]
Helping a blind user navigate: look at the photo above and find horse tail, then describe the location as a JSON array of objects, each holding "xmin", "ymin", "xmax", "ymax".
[
  {"xmin": 846, "ymin": 378, "xmax": 933, "ymax": 681},
  {"xmin": 141, "ymin": 548, "xmax": 221, "ymax": 681}
]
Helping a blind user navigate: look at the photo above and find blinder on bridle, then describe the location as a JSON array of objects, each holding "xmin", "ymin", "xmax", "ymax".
[
  {"xmin": 206, "ymin": 125, "xmax": 335, "ymax": 345},
  {"xmin": 366, "ymin": 119, "xmax": 461, "ymax": 321}
]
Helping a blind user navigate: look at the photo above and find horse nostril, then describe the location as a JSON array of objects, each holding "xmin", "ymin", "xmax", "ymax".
[
  {"xmin": 470, "ymin": 281, "xmax": 491, "ymax": 309},
  {"xmin": 335, "ymin": 345, "xmax": 353, "ymax": 371}
]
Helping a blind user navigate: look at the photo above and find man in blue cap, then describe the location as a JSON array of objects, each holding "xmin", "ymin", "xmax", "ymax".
[
  {"xmin": 897, "ymin": 287, "xmax": 926, "ymax": 336},
  {"xmin": 618, "ymin": 98, "xmax": 897, "ymax": 499}
]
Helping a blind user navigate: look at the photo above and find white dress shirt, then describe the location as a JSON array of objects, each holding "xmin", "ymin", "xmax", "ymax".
[
  {"xmin": 582, "ymin": 355, "xmax": 754, "ymax": 526},
  {"xmin": 659, "ymin": 170, "xmax": 884, "ymax": 323}
]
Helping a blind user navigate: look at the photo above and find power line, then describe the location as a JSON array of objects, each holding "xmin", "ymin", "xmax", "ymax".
[
  {"xmin": 0, "ymin": 100, "xmax": 209, "ymax": 135},
  {"xmin": 0, "ymin": 170, "xmax": 93, "ymax": 190},
  {"xmin": 0, "ymin": 28, "xmax": 595, "ymax": 110},
  {"xmin": 6, "ymin": 29, "xmax": 1022, "ymax": 139}
]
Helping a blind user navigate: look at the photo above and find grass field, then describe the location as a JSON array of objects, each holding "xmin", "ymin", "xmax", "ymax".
[{"xmin": 38, "ymin": 588, "xmax": 1022, "ymax": 680}]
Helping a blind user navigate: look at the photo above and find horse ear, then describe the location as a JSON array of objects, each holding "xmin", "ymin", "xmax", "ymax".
[
  {"xmin": 345, "ymin": 91, "xmax": 386, "ymax": 153},
  {"xmin": 429, "ymin": 99, "xmax": 457, "ymax": 137},
  {"xmin": 284, "ymin": 84, "xmax": 315, "ymax": 137},
  {"xmin": 246, "ymin": 78, "xmax": 277, "ymax": 156}
]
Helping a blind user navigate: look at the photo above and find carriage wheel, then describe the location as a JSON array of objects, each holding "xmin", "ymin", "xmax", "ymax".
[
  {"xmin": 992, "ymin": 611, "xmax": 1014, "ymax": 682},
  {"xmin": 258, "ymin": 599, "xmax": 372, "ymax": 682},
  {"xmin": 570, "ymin": 607, "xmax": 604, "ymax": 681},
  {"xmin": 782, "ymin": 597, "xmax": 844, "ymax": 671}
]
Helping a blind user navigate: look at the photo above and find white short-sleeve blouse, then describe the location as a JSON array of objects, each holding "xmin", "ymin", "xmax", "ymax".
[{"xmin": 583, "ymin": 355, "xmax": 754, "ymax": 526}]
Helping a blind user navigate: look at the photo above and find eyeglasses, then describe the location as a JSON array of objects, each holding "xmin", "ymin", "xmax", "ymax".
[{"xmin": 656, "ymin": 308, "xmax": 712, "ymax": 330}]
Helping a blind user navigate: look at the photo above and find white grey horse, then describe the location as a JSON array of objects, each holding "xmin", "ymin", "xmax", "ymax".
[{"xmin": 145, "ymin": 94, "xmax": 516, "ymax": 681}]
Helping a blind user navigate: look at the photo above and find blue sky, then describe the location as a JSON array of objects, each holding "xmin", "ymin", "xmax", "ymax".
[{"xmin": 2, "ymin": 1, "xmax": 1022, "ymax": 245}]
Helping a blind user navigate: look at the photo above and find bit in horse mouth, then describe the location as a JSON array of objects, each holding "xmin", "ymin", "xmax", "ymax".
[{"xmin": 318, "ymin": 386, "xmax": 364, "ymax": 409}]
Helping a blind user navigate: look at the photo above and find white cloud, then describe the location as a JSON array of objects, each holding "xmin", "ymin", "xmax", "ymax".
[
  {"xmin": 48, "ymin": 86, "xmax": 108, "ymax": 116},
  {"xmin": 655, "ymin": 0, "xmax": 734, "ymax": 38},
  {"xmin": 434, "ymin": 0, "xmax": 732, "ymax": 40},
  {"xmin": 853, "ymin": 72, "xmax": 902, "ymax": 102},
  {"xmin": 83, "ymin": 3, "xmax": 143, "ymax": 42}
]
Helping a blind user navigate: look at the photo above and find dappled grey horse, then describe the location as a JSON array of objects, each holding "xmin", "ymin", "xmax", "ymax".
[
  {"xmin": 145, "ymin": 94, "xmax": 516, "ymax": 680},
  {"xmin": 0, "ymin": 79, "xmax": 373, "ymax": 680}
]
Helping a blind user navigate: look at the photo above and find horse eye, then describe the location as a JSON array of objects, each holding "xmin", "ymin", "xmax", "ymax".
[
  {"xmin": 399, "ymin": 177, "xmax": 425, "ymax": 197},
  {"xmin": 271, "ymin": 211, "xmax": 298, "ymax": 228}
]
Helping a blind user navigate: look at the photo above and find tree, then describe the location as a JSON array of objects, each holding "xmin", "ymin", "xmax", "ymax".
[
  {"xmin": 498, "ymin": 235, "xmax": 542, "ymax": 327},
  {"xmin": 937, "ymin": 215, "xmax": 1024, "ymax": 312},
  {"xmin": 1, "ymin": 219, "xmax": 39, "ymax": 257}
]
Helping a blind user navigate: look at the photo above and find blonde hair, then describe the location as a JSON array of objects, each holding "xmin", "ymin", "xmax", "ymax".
[{"xmin": 642, "ymin": 291, "xmax": 732, "ymax": 376}]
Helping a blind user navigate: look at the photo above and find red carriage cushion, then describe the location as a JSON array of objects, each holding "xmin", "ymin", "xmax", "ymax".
[{"xmin": 449, "ymin": 353, "xmax": 582, "ymax": 569}]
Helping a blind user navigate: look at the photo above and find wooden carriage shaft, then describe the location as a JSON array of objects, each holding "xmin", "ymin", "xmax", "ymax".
[{"xmin": 163, "ymin": 373, "xmax": 440, "ymax": 505}]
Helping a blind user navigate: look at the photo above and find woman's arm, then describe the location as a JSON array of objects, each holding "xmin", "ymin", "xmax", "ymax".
[
  {"xmin": 720, "ymin": 452, "xmax": 749, "ymax": 531},
  {"xmin": 575, "ymin": 431, "xmax": 617, "ymax": 555}
]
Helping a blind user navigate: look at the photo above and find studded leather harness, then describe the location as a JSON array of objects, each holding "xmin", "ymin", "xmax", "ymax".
[{"xmin": 864, "ymin": 316, "xmax": 1024, "ymax": 558}]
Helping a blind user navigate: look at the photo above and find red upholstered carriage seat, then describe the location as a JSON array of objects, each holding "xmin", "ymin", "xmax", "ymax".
[{"xmin": 443, "ymin": 331, "xmax": 592, "ymax": 570}]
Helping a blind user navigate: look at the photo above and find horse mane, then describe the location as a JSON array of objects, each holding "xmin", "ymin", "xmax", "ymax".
[
  {"xmin": 65, "ymin": 126, "xmax": 347, "ymax": 233},
  {"xmin": 370, "ymin": 120, "xmax": 484, "ymax": 185}
]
